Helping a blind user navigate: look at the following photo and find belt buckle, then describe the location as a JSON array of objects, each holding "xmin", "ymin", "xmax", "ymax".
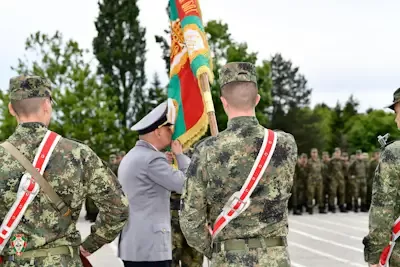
[
  {"xmin": 8, "ymin": 255, "xmax": 14, "ymax": 261},
  {"xmin": 224, "ymin": 192, "xmax": 250, "ymax": 217},
  {"xmin": 21, "ymin": 174, "xmax": 38, "ymax": 194}
]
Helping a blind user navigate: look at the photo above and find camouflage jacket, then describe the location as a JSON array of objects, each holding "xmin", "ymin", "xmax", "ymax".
[
  {"xmin": 363, "ymin": 141, "xmax": 400, "ymax": 264},
  {"xmin": 349, "ymin": 159, "xmax": 367, "ymax": 179},
  {"xmin": 294, "ymin": 163, "xmax": 307, "ymax": 188},
  {"xmin": 328, "ymin": 158, "xmax": 345, "ymax": 180},
  {"xmin": 179, "ymin": 116, "xmax": 297, "ymax": 258},
  {"xmin": 307, "ymin": 158, "xmax": 323, "ymax": 181},
  {"xmin": 0, "ymin": 123, "xmax": 129, "ymax": 255},
  {"xmin": 322, "ymin": 161, "xmax": 330, "ymax": 181},
  {"xmin": 368, "ymin": 159, "xmax": 379, "ymax": 184}
]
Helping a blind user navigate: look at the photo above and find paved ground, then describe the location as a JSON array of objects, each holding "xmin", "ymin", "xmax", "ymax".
[{"xmin": 78, "ymin": 209, "xmax": 369, "ymax": 267}]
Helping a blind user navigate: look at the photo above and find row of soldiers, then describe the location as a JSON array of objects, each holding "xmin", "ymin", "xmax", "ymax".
[
  {"xmin": 291, "ymin": 147, "xmax": 379, "ymax": 214},
  {"xmin": 84, "ymin": 151, "xmax": 126, "ymax": 222}
]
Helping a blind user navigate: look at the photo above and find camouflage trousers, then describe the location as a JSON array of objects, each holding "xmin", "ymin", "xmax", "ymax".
[
  {"xmin": 349, "ymin": 177, "xmax": 367, "ymax": 205},
  {"xmin": 345, "ymin": 177, "xmax": 352, "ymax": 206},
  {"xmin": 307, "ymin": 179, "xmax": 324, "ymax": 208},
  {"xmin": 329, "ymin": 178, "xmax": 345, "ymax": 206},
  {"xmin": 171, "ymin": 210, "xmax": 203, "ymax": 267},
  {"xmin": 211, "ymin": 246, "xmax": 290, "ymax": 267},
  {"xmin": 0, "ymin": 252, "xmax": 83, "ymax": 267},
  {"xmin": 323, "ymin": 177, "xmax": 329, "ymax": 205},
  {"xmin": 292, "ymin": 184, "xmax": 305, "ymax": 208}
]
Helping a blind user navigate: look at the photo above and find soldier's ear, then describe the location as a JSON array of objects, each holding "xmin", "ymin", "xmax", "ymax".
[
  {"xmin": 220, "ymin": 96, "xmax": 228, "ymax": 108},
  {"xmin": 8, "ymin": 103, "xmax": 16, "ymax": 117}
]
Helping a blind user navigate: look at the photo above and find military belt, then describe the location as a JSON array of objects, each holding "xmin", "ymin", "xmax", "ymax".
[
  {"xmin": 213, "ymin": 237, "xmax": 286, "ymax": 253},
  {"xmin": 1, "ymin": 245, "xmax": 72, "ymax": 261}
]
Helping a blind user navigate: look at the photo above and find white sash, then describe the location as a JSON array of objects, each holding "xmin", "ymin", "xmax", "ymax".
[
  {"xmin": 0, "ymin": 131, "xmax": 60, "ymax": 253},
  {"xmin": 209, "ymin": 129, "xmax": 277, "ymax": 240}
]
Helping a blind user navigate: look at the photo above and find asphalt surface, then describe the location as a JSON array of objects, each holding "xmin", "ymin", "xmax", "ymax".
[{"xmin": 78, "ymin": 208, "xmax": 369, "ymax": 267}]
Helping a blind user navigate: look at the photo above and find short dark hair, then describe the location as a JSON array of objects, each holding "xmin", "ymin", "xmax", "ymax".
[
  {"xmin": 221, "ymin": 81, "xmax": 258, "ymax": 109},
  {"xmin": 11, "ymin": 97, "xmax": 47, "ymax": 116}
]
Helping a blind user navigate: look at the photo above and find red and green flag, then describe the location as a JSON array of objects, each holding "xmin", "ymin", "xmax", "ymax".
[{"xmin": 168, "ymin": 0, "xmax": 214, "ymax": 150}]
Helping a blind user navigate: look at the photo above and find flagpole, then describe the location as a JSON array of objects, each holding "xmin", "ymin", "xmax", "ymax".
[{"xmin": 199, "ymin": 73, "xmax": 219, "ymax": 136}]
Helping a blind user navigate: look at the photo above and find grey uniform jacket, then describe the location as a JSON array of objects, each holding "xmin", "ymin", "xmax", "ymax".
[{"xmin": 117, "ymin": 140, "xmax": 190, "ymax": 262}]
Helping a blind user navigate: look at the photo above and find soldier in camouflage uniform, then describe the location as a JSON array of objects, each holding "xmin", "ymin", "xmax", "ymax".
[
  {"xmin": 306, "ymin": 148, "xmax": 326, "ymax": 214},
  {"xmin": 109, "ymin": 154, "xmax": 119, "ymax": 175},
  {"xmin": 367, "ymin": 150, "xmax": 380, "ymax": 209},
  {"xmin": 321, "ymin": 151, "xmax": 330, "ymax": 210},
  {"xmin": 169, "ymin": 147, "xmax": 203, "ymax": 267},
  {"xmin": 0, "ymin": 75, "xmax": 129, "ymax": 266},
  {"xmin": 349, "ymin": 150, "xmax": 368, "ymax": 212},
  {"xmin": 180, "ymin": 62, "xmax": 297, "ymax": 266},
  {"xmin": 341, "ymin": 152, "xmax": 353, "ymax": 211},
  {"xmin": 292, "ymin": 153, "xmax": 308, "ymax": 215},
  {"xmin": 117, "ymin": 151, "xmax": 125, "ymax": 163},
  {"xmin": 328, "ymin": 148, "xmax": 348, "ymax": 213},
  {"xmin": 363, "ymin": 87, "xmax": 400, "ymax": 267},
  {"xmin": 170, "ymin": 193, "xmax": 203, "ymax": 267}
]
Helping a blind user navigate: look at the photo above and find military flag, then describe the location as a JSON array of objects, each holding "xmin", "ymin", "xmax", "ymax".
[{"xmin": 168, "ymin": 0, "xmax": 215, "ymax": 150}]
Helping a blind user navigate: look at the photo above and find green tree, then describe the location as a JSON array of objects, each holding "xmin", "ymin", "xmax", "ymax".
[
  {"xmin": 269, "ymin": 53, "xmax": 312, "ymax": 129},
  {"xmin": 313, "ymin": 103, "xmax": 334, "ymax": 152},
  {"xmin": 1, "ymin": 31, "xmax": 120, "ymax": 159},
  {"xmin": 0, "ymin": 91, "xmax": 17, "ymax": 141},
  {"xmin": 286, "ymin": 107, "xmax": 326, "ymax": 154},
  {"xmin": 346, "ymin": 110, "xmax": 400, "ymax": 153},
  {"xmin": 93, "ymin": 0, "xmax": 147, "ymax": 151},
  {"xmin": 329, "ymin": 102, "xmax": 348, "ymax": 151}
]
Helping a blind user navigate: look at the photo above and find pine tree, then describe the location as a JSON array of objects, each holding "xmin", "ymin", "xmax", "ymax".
[{"xmin": 93, "ymin": 0, "xmax": 147, "ymax": 151}]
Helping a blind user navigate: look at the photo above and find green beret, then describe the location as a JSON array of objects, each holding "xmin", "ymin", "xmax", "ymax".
[
  {"xmin": 109, "ymin": 154, "xmax": 116, "ymax": 159},
  {"xmin": 118, "ymin": 151, "xmax": 126, "ymax": 157},
  {"xmin": 342, "ymin": 152, "xmax": 348, "ymax": 157},
  {"xmin": 334, "ymin": 147, "xmax": 341, "ymax": 152},
  {"xmin": 356, "ymin": 149, "xmax": 362, "ymax": 155},
  {"xmin": 300, "ymin": 153, "xmax": 307, "ymax": 158},
  {"xmin": 218, "ymin": 62, "xmax": 257, "ymax": 88},
  {"xmin": 9, "ymin": 75, "xmax": 52, "ymax": 101}
]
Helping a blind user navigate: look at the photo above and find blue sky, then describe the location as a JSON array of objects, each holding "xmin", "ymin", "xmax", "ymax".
[{"xmin": 1, "ymin": 0, "xmax": 399, "ymax": 112}]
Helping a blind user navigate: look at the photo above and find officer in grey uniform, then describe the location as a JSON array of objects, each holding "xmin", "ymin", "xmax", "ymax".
[{"xmin": 117, "ymin": 98, "xmax": 190, "ymax": 267}]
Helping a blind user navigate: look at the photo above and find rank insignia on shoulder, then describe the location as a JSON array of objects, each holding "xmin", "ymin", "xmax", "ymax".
[{"xmin": 11, "ymin": 234, "xmax": 27, "ymax": 256}]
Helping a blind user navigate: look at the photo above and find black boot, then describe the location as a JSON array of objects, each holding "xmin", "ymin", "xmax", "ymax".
[
  {"xmin": 319, "ymin": 207, "xmax": 327, "ymax": 214},
  {"xmin": 346, "ymin": 203, "xmax": 353, "ymax": 211},
  {"xmin": 297, "ymin": 205, "xmax": 303, "ymax": 214},
  {"xmin": 361, "ymin": 204, "xmax": 369, "ymax": 212},
  {"xmin": 354, "ymin": 203, "xmax": 359, "ymax": 213},
  {"xmin": 339, "ymin": 205, "xmax": 348, "ymax": 213},
  {"xmin": 293, "ymin": 209, "xmax": 302, "ymax": 215},
  {"xmin": 328, "ymin": 205, "xmax": 336, "ymax": 213},
  {"xmin": 307, "ymin": 207, "xmax": 313, "ymax": 215}
]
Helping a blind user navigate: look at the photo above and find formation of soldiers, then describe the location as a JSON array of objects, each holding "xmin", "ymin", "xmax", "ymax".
[
  {"xmin": 84, "ymin": 151, "xmax": 126, "ymax": 222},
  {"xmin": 291, "ymin": 147, "xmax": 380, "ymax": 214}
]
